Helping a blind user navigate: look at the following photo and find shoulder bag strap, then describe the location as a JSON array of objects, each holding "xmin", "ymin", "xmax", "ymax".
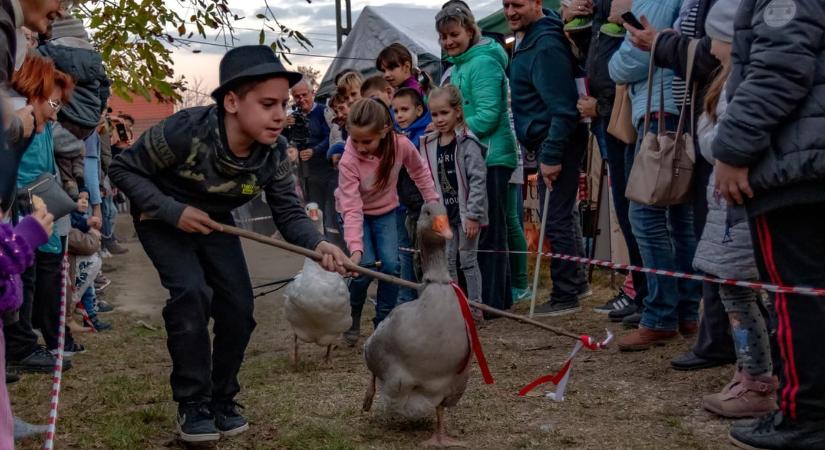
[
  {"xmin": 643, "ymin": 32, "xmax": 666, "ymax": 137},
  {"xmin": 675, "ymin": 39, "xmax": 700, "ymax": 138}
]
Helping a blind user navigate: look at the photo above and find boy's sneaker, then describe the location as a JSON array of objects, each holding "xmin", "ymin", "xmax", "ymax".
[
  {"xmin": 609, "ymin": 302, "xmax": 638, "ymax": 322},
  {"xmin": 729, "ymin": 411, "xmax": 825, "ymax": 450},
  {"xmin": 511, "ymin": 287, "xmax": 532, "ymax": 303},
  {"xmin": 564, "ymin": 16, "xmax": 592, "ymax": 32},
  {"xmin": 87, "ymin": 316, "xmax": 113, "ymax": 331},
  {"xmin": 53, "ymin": 342, "xmax": 86, "ymax": 357},
  {"xmin": 95, "ymin": 300, "xmax": 115, "ymax": 313},
  {"xmin": 533, "ymin": 301, "xmax": 581, "ymax": 317},
  {"xmin": 594, "ymin": 291, "xmax": 633, "ymax": 314},
  {"xmin": 177, "ymin": 402, "xmax": 220, "ymax": 443},
  {"xmin": 600, "ymin": 22, "xmax": 626, "ymax": 37},
  {"xmin": 94, "ymin": 274, "xmax": 112, "ymax": 292},
  {"xmin": 212, "ymin": 401, "xmax": 249, "ymax": 436},
  {"xmin": 8, "ymin": 347, "xmax": 59, "ymax": 373}
]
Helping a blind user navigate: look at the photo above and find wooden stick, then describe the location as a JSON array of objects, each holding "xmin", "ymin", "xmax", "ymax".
[
  {"xmin": 529, "ymin": 187, "xmax": 551, "ymax": 319},
  {"xmin": 222, "ymin": 224, "xmax": 581, "ymax": 341}
]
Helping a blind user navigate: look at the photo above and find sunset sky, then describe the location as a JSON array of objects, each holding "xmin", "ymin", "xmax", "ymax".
[{"xmin": 169, "ymin": 0, "xmax": 504, "ymax": 94}]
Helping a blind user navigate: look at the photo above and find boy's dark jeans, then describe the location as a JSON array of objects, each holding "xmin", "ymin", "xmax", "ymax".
[
  {"xmin": 136, "ymin": 218, "xmax": 255, "ymax": 405},
  {"xmin": 752, "ymin": 202, "xmax": 825, "ymax": 421}
]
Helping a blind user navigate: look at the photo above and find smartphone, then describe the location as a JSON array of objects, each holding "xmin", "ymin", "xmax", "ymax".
[
  {"xmin": 115, "ymin": 122, "xmax": 129, "ymax": 142},
  {"xmin": 621, "ymin": 11, "xmax": 644, "ymax": 29}
]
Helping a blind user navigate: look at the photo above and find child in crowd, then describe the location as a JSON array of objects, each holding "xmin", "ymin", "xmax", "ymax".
[
  {"xmin": 392, "ymin": 87, "xmax": 431, "ymax": 145},
  {"xmin": 691, "ymin": 5, "xmax": 776, "ymax": 419},
  {"xmin": 360, "ymin": 76, "xmax": 394, "ymax": 107},
  {"xmin": 376, "ymin": 43, "xmax": 429, "ymax": 97},
  {"xmin": 327, "ymin": 92, "xmax": 350, "ymax": 169},
  {"xmin": 391, "ymin": 87, "xmax": 432, "ymax": 303},
  {"xmin": 69, "ymin": 191, "xmax": 111, "ymax": 331},
  {"xmin": 0, "ymin": 198, "xmax": 52, "ymax": 449},
  {"xmin": 420, "ymin": 85, "xmax": 487, "ymax": 306},
  {"xmin": 336, "ymin": 71, "xmax": 363, "ymax": 107},
  {"xmin": 336, "ymin": 98, "xmax": 439, "ymax": 345}
]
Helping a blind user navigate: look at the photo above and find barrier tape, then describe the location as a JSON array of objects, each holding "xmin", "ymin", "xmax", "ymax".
[
  {"xmin": 400, "ymin": 247, "xmax": 825, "ymax": 297},
  {"xmin": 43, "ymin": 254, "xmax": 69, "ymax": 450}
]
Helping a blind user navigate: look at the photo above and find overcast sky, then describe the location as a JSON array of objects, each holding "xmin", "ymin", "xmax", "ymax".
[{"xmin": 170, "ymin": 0, "xmax": 504, "ymax": 94}]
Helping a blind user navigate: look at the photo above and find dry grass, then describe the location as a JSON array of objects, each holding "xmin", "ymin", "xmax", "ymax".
[{"xmin": 11, "ymin": 224, "xmax": 738, "ymax": 449}]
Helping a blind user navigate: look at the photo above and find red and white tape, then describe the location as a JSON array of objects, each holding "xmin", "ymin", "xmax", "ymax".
[
  {"xmin": 43, "ymin": 254, "xmax": 69, "ymax": 450},
  {"xmin": 400, "ymin": 247, "xmax": 825, "ymax": 297}
]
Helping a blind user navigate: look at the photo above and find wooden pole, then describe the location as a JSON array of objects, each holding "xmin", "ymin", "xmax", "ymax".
[
  {"xmin": 222, "ymin": 224, "xmax": 581, "ymax": 341},
  {"xmin": 529, "ymin": 188, "xmax": 551, "ymax": 318}
]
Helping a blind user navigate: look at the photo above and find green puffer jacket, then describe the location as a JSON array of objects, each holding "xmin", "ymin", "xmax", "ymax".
[{"xmin": 446, "ymin": 38, "xmax": 517, "ymax": 169}]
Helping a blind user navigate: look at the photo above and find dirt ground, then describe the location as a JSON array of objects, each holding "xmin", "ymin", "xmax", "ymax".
[{"xmin": 12, "ymin": 216, "xmax": 740, "ymax": 449}]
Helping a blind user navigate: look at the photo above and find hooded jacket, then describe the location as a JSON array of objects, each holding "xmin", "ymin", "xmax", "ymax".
[
  {"xmin": 510, "ymin": 12, "xmax": 580, "ymax": 166},
  {"xmin": 447, "ymin": 37, "xmax": 517, "ymax": 168},
  {"xmin": 38, "ymin": 35, "xmax": 111, "ymax": 131},
  {"xmin": 420, "ymin": 128, "xmax": 488, "ymax": 226},
  {"xmin": 711, "ymin": 0, "xmax": 825, "ymax": 217},
  {"xmin": 109, "ymin": 105, "xmax": 324, "ymax": 252}
]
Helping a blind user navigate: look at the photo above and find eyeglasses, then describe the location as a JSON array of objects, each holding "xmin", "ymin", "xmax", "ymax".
[{"xmin": 48, "ymin": 99, "xmax": 62, "ymax": 113}]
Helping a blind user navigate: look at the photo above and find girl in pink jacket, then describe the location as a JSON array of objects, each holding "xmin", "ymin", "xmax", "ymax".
[{"xmin": 335, "ymin": 98, "xmax": 438, "ymax": 345}]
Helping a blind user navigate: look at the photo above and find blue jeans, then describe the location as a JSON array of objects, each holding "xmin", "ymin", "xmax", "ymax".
[
  {"xmin": 81, "ymin": 287, "xmax": 97, "ymax": 320},
  {"xmin": 101, "ymin": 194, "xmax": 117, "ymax": 240},
  {"xmin": 629, "ymin": 116, "xmax": 702, "ymax": 331},
  {"xmin": 593, "ymin": 117, "xmax": 648, "ymax": 306},
  {"xmin": 396, "ymin": 207, "xmax": 417, "ymax": 303},
  {"xmin": 345, "ymin": 210, "xmax": 400, "ymax": 329}
]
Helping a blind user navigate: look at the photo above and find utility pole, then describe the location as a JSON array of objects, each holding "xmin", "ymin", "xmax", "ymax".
[{"xmin": 335, "ymin": 0, "xmax": 352, "ymax": 50}]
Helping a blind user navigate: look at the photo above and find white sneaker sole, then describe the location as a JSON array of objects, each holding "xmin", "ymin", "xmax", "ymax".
[
  {"xmin": 177, "ymin": 424, "xmax": 220, "ymax": 443},
  {"xmin": 220, "ymin": 422, "xmax": 250, "ymax": 437}
]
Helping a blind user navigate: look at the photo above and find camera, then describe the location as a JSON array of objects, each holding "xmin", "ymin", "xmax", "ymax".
[{"xmin": 289, "ymin": 105, "xmax": 310, "ymax": 149}]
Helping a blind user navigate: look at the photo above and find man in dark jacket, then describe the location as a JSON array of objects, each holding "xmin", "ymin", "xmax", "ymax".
[
  {"xmin": 286, "ymin": 80, "xmax": 331, "ymax": 216},
  {"xmin": 109, "ymin": 46, "xmax": 348, "ymax": 443},
  {"xmin": 711, "ymin": 0, "xmax": 825, "ymax": 447},
  {"xmin": 507, "ymin": 0, "xmax": 589, "ymax": 316}
]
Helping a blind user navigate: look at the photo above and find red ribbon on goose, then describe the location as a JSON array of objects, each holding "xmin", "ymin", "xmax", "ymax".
[{"xmin": 450, "ymin": 282, "xmax": 494, "ymax": 384}]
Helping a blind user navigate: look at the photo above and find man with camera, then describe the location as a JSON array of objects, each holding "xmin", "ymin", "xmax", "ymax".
[{"xmin": 286, "ymin": 79, "xmax": 332, "ymax": 233}]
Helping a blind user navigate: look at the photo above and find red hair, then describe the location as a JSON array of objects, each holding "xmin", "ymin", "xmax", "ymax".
[{"xmin": 11, "ymin": 55, "xmax": 75, "ymax": 103}]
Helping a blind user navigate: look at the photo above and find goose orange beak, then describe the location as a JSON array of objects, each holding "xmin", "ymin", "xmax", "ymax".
[{"xmin": 432, "ymin": 214, "xmax": 453, "ymax": 240}]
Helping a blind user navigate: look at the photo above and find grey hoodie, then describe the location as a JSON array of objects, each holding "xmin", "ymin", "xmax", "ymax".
[{"xmin": 420, "ymin": 128, "xmax": 488, "ymax": 226}]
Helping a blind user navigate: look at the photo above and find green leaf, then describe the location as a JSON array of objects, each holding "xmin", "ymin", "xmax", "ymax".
[{"xmin": 259, "ymin": 29, "xmax": 265, "ymax": 44}]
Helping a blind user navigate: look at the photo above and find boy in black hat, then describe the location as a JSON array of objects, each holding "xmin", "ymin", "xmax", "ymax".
[{"xmin": 109, "ymin": 46, "xmax": 348, "ymax": 443}]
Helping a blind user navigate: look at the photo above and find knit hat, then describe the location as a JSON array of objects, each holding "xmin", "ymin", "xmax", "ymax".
[
  {"xmin": 705, "ymin": 0, "xmax": 741, "ymax": 43},
  {"xmin": 50, "ymin": 15, "xmax": 90, "ymax": 42}
]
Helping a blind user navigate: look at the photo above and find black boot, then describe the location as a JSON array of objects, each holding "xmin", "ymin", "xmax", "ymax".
[{"xmin": 729, "ymin": 411, "xmax": 825, "ymax": 449}]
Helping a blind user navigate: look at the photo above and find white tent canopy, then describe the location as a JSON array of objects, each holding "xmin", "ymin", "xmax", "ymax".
[{"xmin": 317, "ymin": 5, "xmax": 442, "ymax": 97}]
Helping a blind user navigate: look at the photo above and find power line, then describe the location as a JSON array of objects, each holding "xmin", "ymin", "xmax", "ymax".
[{"xmin": 171, "ymin": 36, "xmax": 373, "ymax": 61}]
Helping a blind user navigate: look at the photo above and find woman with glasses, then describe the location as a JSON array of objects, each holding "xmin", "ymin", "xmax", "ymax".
[{"xmin": 5, "ymin": 54, "xmax": 81, "ymax": 374}]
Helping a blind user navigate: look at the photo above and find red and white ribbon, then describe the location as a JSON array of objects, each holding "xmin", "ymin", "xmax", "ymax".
[
  {"xmin": 43, "ymin": 254, "xmax": 69, "ymax": 450},
  {"xmin": 400, "ymin": 247, "xmax": 825, "ymax": 297},
  {"xmin": 518, "ymin": 330, "xmax": 613, "ymax": 401}
]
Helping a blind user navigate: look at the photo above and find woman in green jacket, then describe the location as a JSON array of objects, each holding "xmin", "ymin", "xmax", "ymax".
[{"xmin": 436, "ymin": 1, "xmax": 524, "ymax": 314}]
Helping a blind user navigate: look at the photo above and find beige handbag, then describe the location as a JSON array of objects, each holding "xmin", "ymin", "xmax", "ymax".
[
  {"xmin": 625, "ymin": 36, "xmax": 697, "ymax": 207},
  {"xmin": 607, "ymin": 84, "xmax": 637, "ymax": 144}
]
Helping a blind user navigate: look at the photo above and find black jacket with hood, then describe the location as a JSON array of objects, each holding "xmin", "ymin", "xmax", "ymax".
[{"xmin": 711, "ymin": 0, "xmax": 825, "ymax": 216}]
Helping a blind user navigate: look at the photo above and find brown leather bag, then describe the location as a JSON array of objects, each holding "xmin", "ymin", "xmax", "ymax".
[
  {"xmin": 625, "ymin": 36, "xmax": 698, "ymax": 207},
  {"xmin": 607, "ymin": 84, "xmax": 637, "ymax": 144}
]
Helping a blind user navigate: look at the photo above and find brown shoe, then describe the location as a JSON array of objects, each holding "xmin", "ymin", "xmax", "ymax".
[
  {"xmin": 702, "ymin": 372, "xmax": 777, "ymax": 418},
  {"xmin": 679, "ymin": 321, "xmax": 699, "ymax": 338},
  {"xmin": 617, "ymin": 327, "xmax": 679, "ymax": 351}
]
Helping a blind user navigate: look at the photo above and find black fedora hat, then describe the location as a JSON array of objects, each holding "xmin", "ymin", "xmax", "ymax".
[{"xmin": 211, "ymin": 45, "xmax": 303, "ymax": 100}]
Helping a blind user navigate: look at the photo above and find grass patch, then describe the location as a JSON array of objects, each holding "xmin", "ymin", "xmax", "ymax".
[{"xmin": 277, "ymin": 423, "xmax": 357, "ymax": 450}]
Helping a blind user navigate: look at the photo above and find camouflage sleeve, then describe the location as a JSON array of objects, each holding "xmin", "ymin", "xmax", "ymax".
[
  {"xmin": 108, "ymin": 118, "xmax": 187, "ymax": 227},
  {"xmin": 263, "ymin": 145, "xmax": 325, "ymax": 251}
]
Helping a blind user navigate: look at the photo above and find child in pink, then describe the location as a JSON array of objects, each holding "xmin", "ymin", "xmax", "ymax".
[{"xmin": 335, "ymin": 98, "xmax": 438, "ymax": 344}]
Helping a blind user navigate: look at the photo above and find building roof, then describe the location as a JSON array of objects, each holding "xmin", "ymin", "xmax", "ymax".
[{"xmin": 108, "ymin": 94, "xmax": 176, "ymax": 138}]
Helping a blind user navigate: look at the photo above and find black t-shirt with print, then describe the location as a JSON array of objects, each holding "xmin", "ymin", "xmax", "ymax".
[{"xmin": 436, "ymin": 138, "xmax": 460, "ymax": 225}]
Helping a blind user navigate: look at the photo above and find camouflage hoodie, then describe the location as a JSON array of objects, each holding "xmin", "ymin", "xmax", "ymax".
[{"xmin": 109, "ymin": 105, "xmax": 323, "ymax": 251}]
